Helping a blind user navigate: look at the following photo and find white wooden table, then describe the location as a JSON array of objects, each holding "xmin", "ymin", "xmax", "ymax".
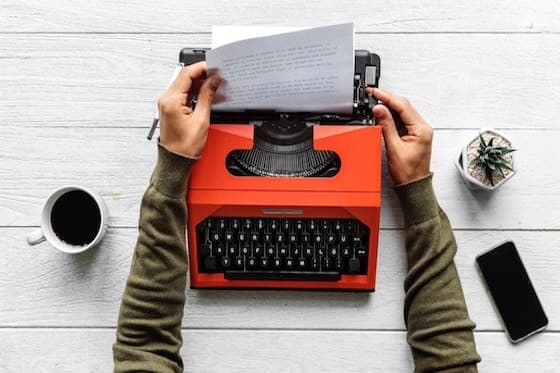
[{"xmin": 1, "ymin": 1, "xmax": 559, "ymax": 371}]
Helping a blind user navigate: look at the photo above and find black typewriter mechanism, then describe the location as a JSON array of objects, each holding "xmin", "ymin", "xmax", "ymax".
[
  {"xmin": 179, "ymin": 48, "xmax": 381, "ymax": 178},
  {"xmin": 226, "ymin": 119, "xmax": 341, "ymax": 177}
]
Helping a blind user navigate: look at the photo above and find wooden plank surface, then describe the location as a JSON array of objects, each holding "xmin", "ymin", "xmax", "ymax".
[
  {"xmin": 3, "ymin": 1, "xmax": 560, "ymax": 370},
  {"xmin": 1, "ymin": 328, "xmax": 557, "ymax": 372},
  {"xmin": 2, "ymin": 34, "xmax": 560, "ymax": 130},
  {"xmin": 1, "ymin": 127, "xmax": 559, "ymax": 230},
  {"xmin": 2, "ymin": 228, "xmax": 558, "ymax": 331},
  {"xmin": 2, "ymin": 0, "xmax": 560, "ymax": 33}
]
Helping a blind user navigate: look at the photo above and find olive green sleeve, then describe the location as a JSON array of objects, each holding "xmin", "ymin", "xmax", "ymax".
[
  {"xmin": 395, "ymin": 174, "xmax": 481, "ymax": 373},
  {"xmin": 113, "ymin": 143, "xmax": 197, "ymax": 373}
]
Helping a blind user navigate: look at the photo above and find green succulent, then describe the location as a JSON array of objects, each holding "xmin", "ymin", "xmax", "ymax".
[{"xmin": 470, "ymin": 133, "xmax": 516, "ymax": 186}]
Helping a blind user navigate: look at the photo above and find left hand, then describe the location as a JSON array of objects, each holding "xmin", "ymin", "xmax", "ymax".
[{"xmin": 158, "ymin": 62, "xmax": 222, "ymax": 157}]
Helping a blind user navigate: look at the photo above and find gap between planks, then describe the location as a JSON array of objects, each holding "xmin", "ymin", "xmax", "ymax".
[
  {"xmin": 2, "ymin": 31, "xmax": 560, "ymax": 35},
  {"xmin": 3, "ymin": 326, "xmax": 557, "ymax": 335},
  {"xmin": 4, "ymin": 226, "xmax": 560, "ymax": 232}
]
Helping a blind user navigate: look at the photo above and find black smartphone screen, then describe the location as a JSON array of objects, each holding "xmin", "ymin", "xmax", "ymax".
[{"xmin": 476, "ymin": 241, "xmax": 548, "ymax": 342}]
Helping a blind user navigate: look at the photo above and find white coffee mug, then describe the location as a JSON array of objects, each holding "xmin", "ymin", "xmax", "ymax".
[{"xmin": 27, "ymin": 185, "xmax": 109, "ymax": 254}]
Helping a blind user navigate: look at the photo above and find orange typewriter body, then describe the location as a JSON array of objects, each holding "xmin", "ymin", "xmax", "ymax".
[{"xmin": 187, "ymin": 124, "xmax": 382, "ymax": 291}]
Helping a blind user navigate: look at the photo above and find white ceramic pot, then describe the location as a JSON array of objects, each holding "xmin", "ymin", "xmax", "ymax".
[{"xmin": 455, "ymin": 129, "xmax": 516, "ymax": 191}]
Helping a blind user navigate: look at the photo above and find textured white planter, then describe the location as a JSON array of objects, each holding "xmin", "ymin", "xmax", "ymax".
[{"xmin": 456, "ymin": 129, "xmax": 516, "ymax": 191}]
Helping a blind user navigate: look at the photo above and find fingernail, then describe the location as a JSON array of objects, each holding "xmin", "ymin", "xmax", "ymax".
[
  {"xmin": 372, "ymin": 104, "xmax": 385, "ymax": 116},
  {"xmin": 209, "ymin": 75, "xmax": 223, "ymax": 89}
]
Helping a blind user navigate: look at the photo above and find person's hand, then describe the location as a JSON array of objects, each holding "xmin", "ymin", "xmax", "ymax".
[
  {"xmin": 158, "ymin": 62, "xmax": 222, "ymax": 157},
  {"xmin": 366, "ymin": 88, "xmax": 433, "ymax": 185}
]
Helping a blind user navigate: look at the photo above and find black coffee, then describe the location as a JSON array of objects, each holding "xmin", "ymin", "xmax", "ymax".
[{"xmin": 50, "ymin": 190, "xmax": 101, "ymax": 246}]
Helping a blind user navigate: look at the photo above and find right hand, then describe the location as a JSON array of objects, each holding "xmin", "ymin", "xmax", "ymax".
[{"xmin": 366, "ymin": 88, "xmax": 433, "ymax": 185}]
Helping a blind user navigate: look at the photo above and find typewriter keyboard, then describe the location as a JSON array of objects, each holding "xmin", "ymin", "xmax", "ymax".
[{"xmin": 196, "ymin": 217, "xmax": 370, "ymax": 280}]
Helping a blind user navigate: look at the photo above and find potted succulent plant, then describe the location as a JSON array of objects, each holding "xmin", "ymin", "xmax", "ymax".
[{"xmin": 456, "ymin": 129, "xmax": 516, "ymax": 191}]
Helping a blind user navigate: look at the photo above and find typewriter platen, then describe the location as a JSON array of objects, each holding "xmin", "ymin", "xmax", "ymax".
[{"xmin": 183, "ymin": 48, "xmax": 382, "ymax": 291}]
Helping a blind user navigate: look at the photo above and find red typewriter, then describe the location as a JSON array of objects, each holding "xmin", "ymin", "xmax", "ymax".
[{"xmin": 183, "ymin": 49, "xmax": 382, "ymax": 291}]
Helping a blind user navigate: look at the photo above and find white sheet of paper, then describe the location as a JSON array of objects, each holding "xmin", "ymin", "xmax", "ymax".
[
  {"xmin": 206, "ymin": 23, "xmax": 355, "ymax": 114},
  {"xmin": 212, "ymin": 26, "xmax": 303, "ymax": 49}
]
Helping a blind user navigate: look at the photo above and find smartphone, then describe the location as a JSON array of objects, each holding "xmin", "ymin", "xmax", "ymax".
[{"xmin": 476, "ymin": 241, "xmax": 548, "ymax": 343}]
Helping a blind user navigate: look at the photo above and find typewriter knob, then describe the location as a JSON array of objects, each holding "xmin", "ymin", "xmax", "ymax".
[
  {"xmin": 348, "ymin": 257, "xmax": 361, "ymax": 273},
  {"xmin": 203, "ymin": 256, "xmax": 217, "ymax": 271}
]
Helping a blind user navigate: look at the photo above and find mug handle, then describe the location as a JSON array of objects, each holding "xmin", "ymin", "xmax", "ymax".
[{"xmin": 27, "ymin": 229, "xmax": 46, "ymax": 245}]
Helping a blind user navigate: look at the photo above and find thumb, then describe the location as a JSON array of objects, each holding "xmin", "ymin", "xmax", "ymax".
[
  {"xmin": 372, "ymin": 104, "xmax": 400, "ymax": 149},
  {"xmin": 193, "ymin": 74, "xmax": 222, "ymax": 120}
]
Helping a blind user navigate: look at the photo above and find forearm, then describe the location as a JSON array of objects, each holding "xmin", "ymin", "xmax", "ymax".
[
  {"xmin": 113, "ymin": 144, "xmax": 196, "ymax": 373},
  {"xmin": 396, "ymin": 175, "xmax": 480, "ymax": 373}
]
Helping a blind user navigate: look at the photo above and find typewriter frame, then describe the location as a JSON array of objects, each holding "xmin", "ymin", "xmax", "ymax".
[{"xmin": 183, "ymin": 48, "xmax": 382, "ymax": 291}]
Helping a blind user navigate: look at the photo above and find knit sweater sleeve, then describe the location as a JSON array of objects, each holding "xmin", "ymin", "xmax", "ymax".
[
  {"xmin": 395, "ymin": 174, "xmax": 481, "ymax": 373},
  {"xmin": 113, "ymin": 143, "xmax": 196, "ymax": 373}
]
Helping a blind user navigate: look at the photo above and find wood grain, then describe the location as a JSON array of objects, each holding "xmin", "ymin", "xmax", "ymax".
[
  {"xmin": 1, "ymin": 34, "xmax": 560, "ymax": 130},
  {"xmin": 1, "ymin": 328, "xmax": 558, "ymax": 372},
  {"xmin": 1, "ymin": 0, "xmax": 559, "ymax": 33},
  {"xmin": 1, "ymin": 228, "xmax": 557, "ymax": 330},
  {"xmin": 2, "ymin": 2, "xmax": 560, "ymax": 370},
  {"xmin": 1, "ymin": 126, "xmax": 558, "ymax": 230}
]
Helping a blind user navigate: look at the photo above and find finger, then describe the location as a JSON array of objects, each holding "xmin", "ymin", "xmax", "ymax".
[
  {"xmin": 372, "ymin": 104, "xmax": 401, "ymax": 149},
  {"xmin": 193, "ymin": 74, "xmax": 223, "ymax": 120},
  {"xmin": 371, "ymin": 88, "xmax": 423, "ymax": 126},
  {"xmin": 186, "ymin": 78, "xmax": 203, "ymax": 109},
  {"xmin": 168, "ymin": 61, "xmax": 208, "ymax": 94}
]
